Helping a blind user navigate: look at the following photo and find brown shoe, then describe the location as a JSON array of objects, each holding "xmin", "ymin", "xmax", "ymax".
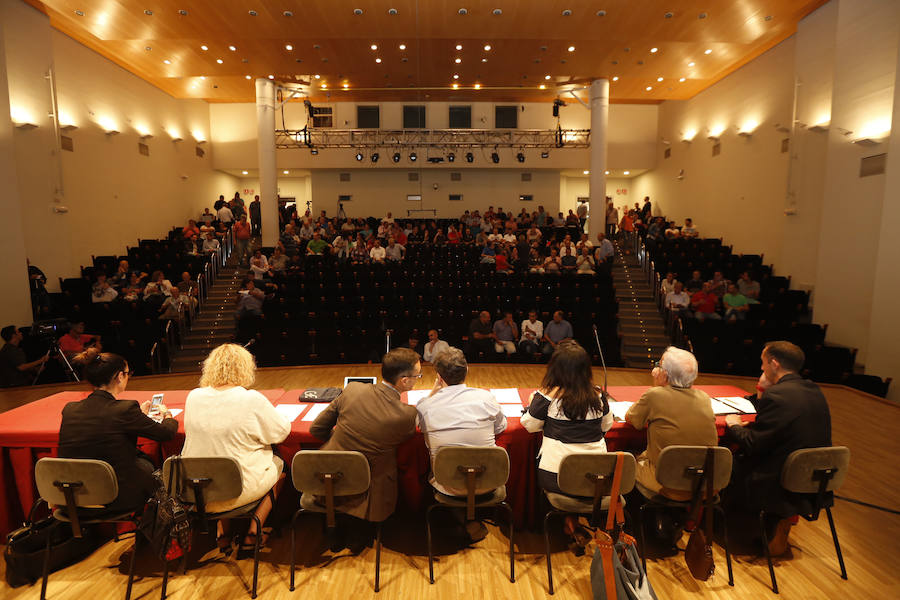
[{"xmin": 767, "ymin": 518, "xmax": 794, "ymax": 556}]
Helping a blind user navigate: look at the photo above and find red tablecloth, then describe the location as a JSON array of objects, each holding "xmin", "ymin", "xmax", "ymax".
[{"xmin": 0, "ymin": 385, "xmax": 751, "ymax": 536}]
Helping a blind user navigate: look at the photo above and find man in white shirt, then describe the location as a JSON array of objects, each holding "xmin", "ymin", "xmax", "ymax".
[
  {"xmin": 202, "ymin": 232, "xmax": 220, "ymax": 253},
  {"xmin": 416, "ymin": 347, "xmax": 507, "ymax": 542},
  {"xmin": 519, "ymin": 310, "xmax": 544, "ymax": 355},
  {"xmin": 384, "ymin": 238, "xmax": 405, "ymax": 262},
  {"xmin": 91, "ymin": 274, "xmax": 118, "ymax": 303},
  {"xmin": 369, "ymin": 239, "xmax": 386, "ymax": 263},
  {"xmin": 422, "ymin": 329, "xmax": 450, "ymax": 363},
  {"xmin": 594, "ymin": 232, "xmax": 615, "ymax": 263},
  {"xmin": 217, "ymin": 204, "xmax": 234, "ymax": 225},
  {"xmin": 665, "ymin": 282, "xmax": 692, "ymax": 317}
]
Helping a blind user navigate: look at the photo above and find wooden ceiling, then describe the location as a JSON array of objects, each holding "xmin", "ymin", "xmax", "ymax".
[{"xmin": 26, "ymin": 0, "xmax": 827, "ymax": 104}]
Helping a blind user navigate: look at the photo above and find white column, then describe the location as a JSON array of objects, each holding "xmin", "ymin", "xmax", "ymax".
[
  {"xmin": 588, "ymin": 78, "xmax": 609, "ymax": 243},
  {"xmin": 255, "ymin": 78, "xmax": 278, "ymax": 246}
]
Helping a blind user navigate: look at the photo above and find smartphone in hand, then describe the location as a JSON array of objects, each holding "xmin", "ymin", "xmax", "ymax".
[{"xmin": 149, "ymin": 393, "xmax": 164, "ymax": 422}]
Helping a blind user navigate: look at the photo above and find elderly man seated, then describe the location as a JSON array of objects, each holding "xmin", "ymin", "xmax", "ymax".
[
  {"xmin": 416, "ymin": 347, "xmax": 507, "ymax": 543},
  {"xmin": 626, "ymin": 346, "xmax": 717, "ymax": 500}
]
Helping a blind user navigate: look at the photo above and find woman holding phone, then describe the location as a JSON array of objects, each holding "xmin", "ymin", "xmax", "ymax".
[{"xmin": 58, "ymin": 347, "xmax": 178, "ymax": 513}]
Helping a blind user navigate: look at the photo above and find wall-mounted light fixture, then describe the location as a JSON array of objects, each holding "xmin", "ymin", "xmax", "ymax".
[
  {"xmin": 737, "ymin": 120, "xmax": 758, "ymax": 137},
  {"xmin": 98, "ymin": 116, "xmax": 119, "ymax": 135},
  {"xmin": 10, "ymin": 107, "xmax": 38, "ymax": 129},
  {"xmin": 808, "ymin": 121, "xmax": 830, "ymax": 133},
  {"xmin": 681, "ymin": 129, "xmax": 697, "ymax": 143}
]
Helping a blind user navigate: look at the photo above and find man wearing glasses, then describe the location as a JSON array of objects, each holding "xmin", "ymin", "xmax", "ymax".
[{"xmin": 310, "ymin": 348, "xmax": 421, "ymax": 552}]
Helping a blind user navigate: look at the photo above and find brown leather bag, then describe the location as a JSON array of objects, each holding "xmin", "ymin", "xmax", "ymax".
[{"xmin": 684, "ymin": 448, "xmax": 715, "ymax": 580}]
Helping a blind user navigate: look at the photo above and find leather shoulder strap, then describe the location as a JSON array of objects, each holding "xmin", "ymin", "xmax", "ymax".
[{"xmin": 604, "ymin": 452, "xmax": 625, "ymax": 534}]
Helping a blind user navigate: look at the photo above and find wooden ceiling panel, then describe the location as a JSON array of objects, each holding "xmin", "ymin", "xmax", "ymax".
[{"xmin": 26, "ymin": 0, "xmax": 827, "ymax": 103}]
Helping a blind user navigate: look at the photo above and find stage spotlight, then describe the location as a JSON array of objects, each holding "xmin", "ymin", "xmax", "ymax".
[
  {"xmin": 447, "ymin": 152, "xmax": 455, "ymax": 162},
  {"xmin": 541, "ymin": 151, "xmax": 550, "ymax": 158},
  {"xmin": 371, "ymin": 152, "xmax": 379, "ymax": 163},
  {"xmin": 310, "ymin": 147, "xmax": 319, "ymax": 155},
  {"xmin": 491, "ymin": 151, "xmax": 500, "ymax": 163},
  {"xmin": 465, "ymin": 152, "xmax": 474, "ymax": 163},
  {"xmin": 552, "ymin": 98, "xmax": 566, "ymax": 117},
  {"xmin": 355, "ymin": 152, "xmax": 363, "ymax": 161},
  {"xmin": 410, "ymin": 152, "xmax": 417, "ymax": 161},
  {"xmin": 516, "ymin": 152, "xmax": 525, "ymax": 163},
  {"xmin": 392, "ymin": 152, "xmax": 401, "ymax": 163}
]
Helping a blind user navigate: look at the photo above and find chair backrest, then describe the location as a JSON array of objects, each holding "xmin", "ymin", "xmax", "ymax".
[
  {"xmin": 291, "ymin": 450, "xmax": 371, "ymax": 496},
  {"xmin": 557, "ymin": 452, "xmax": 637, "ymax": 497},
  {"xmin": 432, "ymin": 446, "xmax": 510, "ymax": 493},
  {"xmin": 655, "ymin": 446, "xmax": 733, "ymax": 492},
  {"xmin": 781, "ymin": 446, "xmax": 850, "ymax": 494},
  {"xmin": 35, "ymin": 458, "xmax": 119, "ymax": 507},
  {"xmin": 162, "ymin": 456, "xmax": 243, "ymax": 505}
]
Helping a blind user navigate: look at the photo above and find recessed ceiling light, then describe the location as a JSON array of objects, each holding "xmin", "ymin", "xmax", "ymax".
[
  {"xmin": 145, "ymin": 46, "xmax": 152, "ymax": 51},
  {"xmin": 688, "ymin": 61, "xmax": 695, "ymax": 67},
  {"xmin": 624, "ymin": 170, "xmax": 630, "ymax": 175},
  {"xmin": 596, "ymin": 10, "xmax": 606, "ymax": 16},
  {"xmin": 458, "ymin": 8, "xmax": 468, "ymax": 16},
  {"xmin": 375, "ymin": 58, "xmax": 382, "ymax": 63},
  {"xmin": 200, "ymin": 45, "xmax": 208, "ymax": 51},
  {"xmin": 74, "ymin": 10, "xmax": 84, "ymax": 16},
  {"xmin": 343, "ymin": 83, "xmax": 349, "ymax": 88},
  {"xmin": 228, "ymin": 45, "xmax": 236, "ymax": 51},
  {"xmin": 177, "ymin": 9, "xmax": 188, "ymax": 16},
  {"xmin": 481, "ymin": 58, "xmax": 488, "ymax": 62},
  {"xmin": 492, "ymin": 8, "xmax": 502, "ymax": 16},
  {"xmin": 483, "ymin": 44, "xmax": 491, "ymax": 51},
  {"xmin": 567, "ymin": 46, "xmax": 575, "ymax": 52},
  {"xmin": 657, "ymin": 77, "xmax": 663, "ymax": 82},
  {"xmin": 583, "ymin": 170, "xmax": 590, "ymax": 175},
  {"xmin": 284, "ymin": 10, "xmax": 293, "ymax": 17},
  {"xmin": 371, "ymin": 44, "xmax": 378, "ymax": 50},
  {"xmin": 199, "ymin": 76, "xmax": 206, "ymax": 80},
  {"xmin": 679, "ymin": 77, "xmax": 686, "ymax": 82},
  {"xmin": 562, "ymin": 9, "xmax": 572, "ymax": 16},
  {"xmin": 388, "ymin": 8, "xmax": 398, "ymax": 15},
  {"xmin": 314, "ymin": 74, "xmax": 321, "ymax": 79},
  {"xmin": 163, "ymin": 59, "xmax": 171, "ymax": 64},
  {"xmin": 452, "ymin": 83, "xmax": 459, "ymax": 89},
  {"xmin": 605, "ymin": 170, "xmax": 609, "ymax": 174},
  {"xmin": 455, "ymin": 58, "xmax": 461, "ymax": 63},
  {"xmin": 474, "ymin": 83, "xmax": 481, "ymax": 89},
  {"xmin": 144, "ymin": 9, "xmax": 153, "ymax": 16},
  {"xmin": 268, "ymin": 74, "xmax": 274, "ymax": 79},
  {"xmin": 248, "ymin": 10, "xmax": 257, "ymax": 16},
  {"xmin": 216, "ymin": 58, "xmax": 223, "ymax": 64},
  {"xmin": 242, "ymin": 170, "xmax": 249, "ymax": 175},
  {"xmin": 245, "ymin": 75, "xmax": 251, "ymax": 79},
  {"xmin": 399, "ymin": 44, "xmax": 406, "ymax": 50},
  {"xmin": 704, "ymin": 49, "xmax": 712, "ymax": 55},
  {"xmin": 285, "ymin": 44, "xmax": 293, "ymax": 51},
  {"xmin": 650, "ymin": 47, "xmax": 658, "ymax": 53},
  {"xmin": 612, "ymin": 76, "xmax": 619, "ymax": 81},
  {"xmin": 353, "ymin": 8, "xmax": 363, "ymax": 15},
  {"xmin": 645, "ymin": 86, "xmax": 652, "ymax": 91},
  {"xmin": 321, "ymin": 83, "xmax": 327, "ymax": 89},
  {"xmin": 453, "ymin": 74, "xmax": 459, "ymax": 79},
  {"xmin": 455, "ymin": 44, "xmax": 462, "ymax": 51},
  {"xmin": 545, "ymin": 74, "xmax": 551, "ymax": 80},
  {"xmin": 283, "ymin": 170, "xmax": 289, "ymax": 174},
  {"xmin": 539, "ymin": 84, "xmax": 546, "ymax": 89}
]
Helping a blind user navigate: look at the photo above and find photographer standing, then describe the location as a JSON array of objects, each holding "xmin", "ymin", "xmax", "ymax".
[{"xmin": 0, "ymin": 326, "xmax": 48, "ymax": 387}]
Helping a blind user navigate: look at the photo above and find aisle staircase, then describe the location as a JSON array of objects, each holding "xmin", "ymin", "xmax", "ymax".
[
  {"xmin": 613, "ymin": 241, "xmax": 671, "ymax": 368},
  {"xmin": 169, "ymin": 250, "xmax": 245, "ymax": 372}
]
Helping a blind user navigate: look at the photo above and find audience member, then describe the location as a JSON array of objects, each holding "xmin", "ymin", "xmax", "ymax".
[
  {"xmin": 541, "ymin": 311, "xmax": 573, "ymax": 356},
  {"xmin": 605, "ymin": 201, "xmax": 618, "ymax": 238},
  {"xmin": 625, "ymin": 347, "xmax": 717, "ymax": 501},
  {"xmin": 158, "ymin": 287, "xmax": 189, "ymax": 321},
  {"xmin": 576, "ymin": 247, "xmax": 595, "ymax": 274},
  {"xmin": 369, "ymin": 239, "xmax": 386, "ymax": 263},
  {"xmin": 594, "ymin": 232, "xmax": 615, "ymax": 264},
  {"xmin": 737, "ymin": 271, "xmax": 761, "ymax": 300},
  {"xmin": 182, "ymin": 344, "xmax": 290, "ymax": 555},
  {"xmin": 144, "ymin": 270, "xmax": 174, "ymax": 299},
  {"xmin": 685, "ymin": 270, "xmax": 704, "ymax": 293},
  {"xmin": 306, "ymin": 231, "xmax": 330, "ymax": 256},
  {"xmin": 309, "ymin": 348, "xmax": 419, "ymax": 550},
  {"xmin": 521, "ymin": 342, "xmax": 612, "ymax": 554},
  {"xmin": 542, "ymin": 249, "xmax": 562, "ymax": 273},
  {"xmin": 236, "ymin": 279, "xmax": 264, "ymax": 320},
  {"xmin": 249, "ymin": 250, "xmax": 270, "ymax": 277},
  {"xmin": 724, "ymin": 341, "xmax": 831, "ymax": 555},
  {"xmin": 249, "ymin": 195, "xmax": 262, "ymax": 235},
  {"xmin": 682, "ymin": 218, "xmax": 699, "ymax": 238},
  {"xmin": 708, "ymin": 271, "xmax": 729, "ymax": 297},
  {"xmin": 492, "ymin": 312, "xmax": 518, "ymax": 355},
  {"xmin": 58, "ymin": 321, "xmax": 100, "ymax": 358},
  {"xmin": 722, "ymin": 283, "xmax": 750, "ymax": 320},
  {"xmin": 691, "ymin": 282, "xmax": 722, "ymax": 321},
  {"xmin": 468, "ymin": 311, "xmax": 496, "ymax": 357},
  {"xmin": 664, "ymin": 282, "xmax": 691, "ymax": 316},
  {"xmin": 664, "ymin": 221, "xmax": 681, "ymax": 239},
  {"xmin": 59, "ymin": 347, "xmax": 177, "ymax": 513},
  {"xmin": 91, "ymin": 273, "xmax": 118, "ymax": 303},
  {"xmin": 422, "ymin": 329, "xmax": 450, "ymax": 363},
  {"xmin": 660, "ymin": 272, "xmax": 679, "ymax": 297},
  {"xmin": 416, "ymin": 347, "xmax": 506, "ymax": 542},
  {"xmin": 177, "ymin": 271, "xmax": 199, "ymax": 310},
  {"xmin": 0, "ymin": 326, "xmax": 48, "ymax": 387},
  {"xmin": 384, "ymin": 238, "xmax": 405, "ymax": 262},
  {"xmin": 233, "ymin": 214, "xmax": 252, "ymax": 267},
  {"xmin": 519, "ymin": 310, "xmax": 544, "ymax": 355},
  {"xmin": 217, "ymin": 202, "xmax": 234, "ymax": 225},
  {"xmin": 202, "ymin": 232, "xmax": 221, "ymax": 254}
]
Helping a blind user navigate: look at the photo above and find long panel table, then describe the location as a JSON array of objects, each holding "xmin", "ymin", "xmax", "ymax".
[{"xmin": 0, "ymin": 385, "xmax": 751, "ymax": 536}]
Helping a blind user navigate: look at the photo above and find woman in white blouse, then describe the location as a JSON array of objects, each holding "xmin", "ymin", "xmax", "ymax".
[{"xmin": 182, "ymin": 343, "xmax": 290, "ymax": 555}]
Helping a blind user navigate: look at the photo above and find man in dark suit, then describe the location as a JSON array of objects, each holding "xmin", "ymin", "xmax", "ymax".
[
  {"xmin": 310, "ymin": 348, "xmax": 420, "ymax": 551},
  {"xmin": 724, "ymin": 341, "xmax": 831, "ymax": 554}
]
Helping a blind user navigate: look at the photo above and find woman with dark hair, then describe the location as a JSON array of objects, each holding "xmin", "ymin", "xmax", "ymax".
[
  {"xmin": 58, "ymin": 347, "xmax": 178, "ymax": 513},
  {"xmin": 520, "ymin": 341, "xmax": 613, "ymax": 553}
]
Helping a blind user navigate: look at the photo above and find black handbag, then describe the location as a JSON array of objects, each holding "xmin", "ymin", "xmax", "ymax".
[
  {"xmin": 302, "ymin": 387, "xmax": 341, "ymax": 402},
  {"xmin": 138, "ymin": 459, "xmax": 192, "ymax": 561},
  {"xmin": 4, "ymin": 504, "xmax": 98, "ymax": 588}
]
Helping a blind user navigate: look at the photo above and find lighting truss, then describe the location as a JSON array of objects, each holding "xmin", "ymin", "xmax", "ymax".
[{"xmin": 275, "ymin": 128, "xmax": 590, "ymax": 150}]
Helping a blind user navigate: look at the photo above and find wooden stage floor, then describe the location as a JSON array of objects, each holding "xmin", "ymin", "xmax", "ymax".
[{"xmin": 1, "ymin": 364, "xmax": 898, "ymax": 599}]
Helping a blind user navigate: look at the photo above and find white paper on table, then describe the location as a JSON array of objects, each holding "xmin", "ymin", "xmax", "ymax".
[
  {"xmin": 715, "ymin": 396, "xmax": 757, "ymax": 414},
  {"xmin": 501, "ymin": 403, "xmax": 526, "ymax": 418},
  {"xmin": 301, "ymin": 403, "xmax": 330, "ymax": 422},
  {"xmin": 274, "ymin": 404, "xmax": 308, "ymax": 422},
  {"xmin": 709, "ymin": 398, "xmax": 739, "ymax": 415},
  {"xmin": 168, "ymin": 408, "xmax": 183, "ymax": 418},
  {"xmin": 490, "ymin": 388, "xmax": 524, "ymax": 404},
  {"xmin": 405, "ymin": 390, "xmax": 431, "ymax": 406},
  {"xmin": 609, "ymin": 401, "xmax": 634, "ymax": 421}
]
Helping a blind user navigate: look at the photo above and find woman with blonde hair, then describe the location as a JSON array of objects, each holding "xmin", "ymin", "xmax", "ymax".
[{"xmin": 182, "ymin": 343, "xmax": 290, "ymax": 555}]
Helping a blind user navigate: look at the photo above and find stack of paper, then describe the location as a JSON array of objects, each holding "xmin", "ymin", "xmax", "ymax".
[
  {"xmin": 274, "ymin": 404, "xmax": 308, "ymax": 422},
  {"xmin": 709, "ymin": 398, "xmax": 739, "ymax": 415},
  {"xmin": 609, "ymin": 401, "xmax": 634, "ymax": 421},
  {"xmin": 715, "ymin": 396, "xmax": 757, "ymax": 414},
  {"xmin": 406, "ymin": 390, "xmax": 431, "ymax": 406},
  {"xmin": 501, "ymin": 404, "xmax": 526, "ymax": 418},
  {"xmin": 168, "ymin": 408, "xmax": 183, "ymax": 418},
  {"xmin": 301, "ymin": 403, "xmax": 330, "ymax": 422},
  {"xmin": 490, "ymin": 388, "xmax": 524, "ymax": 404}
]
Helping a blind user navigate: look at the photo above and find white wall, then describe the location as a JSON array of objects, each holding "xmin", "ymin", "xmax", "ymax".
[
  {"xmin": 559, "ymin": 176, "xmax": 632, "ymax": 216},
  {"xmin": 3, "ymin": 1, "xmax": 236, "ymax": 290},
  {"xmin": 630, "ymin": 37, "xmax": 796, "ymax": 266}
]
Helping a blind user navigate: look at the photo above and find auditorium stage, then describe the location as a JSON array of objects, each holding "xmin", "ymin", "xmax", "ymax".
[{"xmin": 1, "ymin": 365, "xmax": 897, "ymax": 600}]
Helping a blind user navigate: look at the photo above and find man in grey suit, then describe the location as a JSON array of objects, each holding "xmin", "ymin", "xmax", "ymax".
[{"xmin": 310, "ymin": 348, "xmax": 420, "ymax": 551}]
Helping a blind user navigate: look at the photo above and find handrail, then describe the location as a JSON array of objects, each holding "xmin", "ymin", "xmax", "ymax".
[{"xmin": 149, "ymin": 341, "xmax": 158, "ymax": 374}]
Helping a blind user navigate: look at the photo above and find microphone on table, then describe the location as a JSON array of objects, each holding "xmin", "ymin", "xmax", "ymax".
[
  {"xmin": 592, "ymin": 324, "xmax": 611, "ymax": 402},
  {"xmin": 385, "ymin": 329, "xmax": 392, "ymax": 354}
]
